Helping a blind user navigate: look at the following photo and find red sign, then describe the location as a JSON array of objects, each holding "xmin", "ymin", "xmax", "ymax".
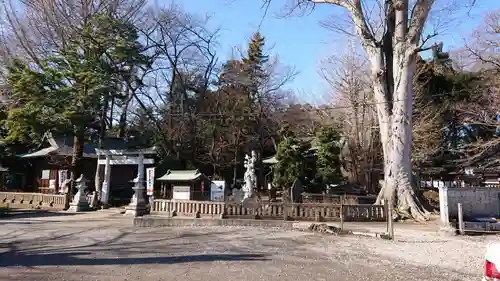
[{"xmin": 200, "ymin": 181, "xmax": 204, "ymax": 193}]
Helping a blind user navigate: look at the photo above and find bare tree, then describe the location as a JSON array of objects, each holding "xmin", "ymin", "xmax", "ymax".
[
  {"xmin": 320, "ymin": 45, "xmax": 381, "ymax": 194},
  {"xmin": 129, "ymin": 4, "xmax": 220, "ymax": 160},
  {"xmin": 455, "ymin": 9, "xmax": 500, "ymax": 165},
  {"xmin": 411, "ymin": 57, "xmax": 447, "ymax": 166},
  {"xmin": 258, "ymin": 0, "xmax": 479, "ymax": 220}
]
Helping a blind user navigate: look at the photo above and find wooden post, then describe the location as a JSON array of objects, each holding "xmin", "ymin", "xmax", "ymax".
[
  {"xmin": 457, "ymin": 203, "xmax": 465, "ymax": 235},
  {"xmin": 387, "ymin": 200, "xmax": 394, "ymax": 240},
  {"xmin": 382, "ymin": 199, "xmax": 388, "ymax": 233},
  {"xmin": 340, "ymin": 204, "xmax": 344, "ymax": 231}
]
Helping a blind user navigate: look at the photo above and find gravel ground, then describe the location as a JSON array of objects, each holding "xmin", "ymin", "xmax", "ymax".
[{"xmin": 0, "ymin": 212, "xmax": 495, "ymax": 281}]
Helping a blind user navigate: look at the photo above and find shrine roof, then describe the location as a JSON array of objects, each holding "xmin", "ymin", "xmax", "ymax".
[
  {"xmin": 21, "ymin": 132, "xmax": 153, "ymax": 158},
  {"xmin": 157, "ymin": 170, "xmax": 206, "ymax": 181},
  {"xmin": 263, "ymin": 156, "xmax": 278, "ymax": 164}
]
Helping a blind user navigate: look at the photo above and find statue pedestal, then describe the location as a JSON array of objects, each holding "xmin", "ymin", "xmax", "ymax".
[
  {"xmin": 68, "ymin": 191, "xmax": 90, "ymax": 212},
  {"xmin": 124, "ymin": 182, "xmax": 149, "ymax": 217},
  {"xmin": 68, "ymin": 177, "xmax": 90, "ymax": 212}
]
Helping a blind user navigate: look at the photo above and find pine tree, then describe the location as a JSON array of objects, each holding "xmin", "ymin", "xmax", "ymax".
[
  {"xmin": 242, "ymin": 32, "xmax": 268, "ymax": 101},
  {"xmin": 315, "ymin": 126, "xmax": 343, "ymax": 186},
  {"xmin": 273, "ymin": 125, "xmax": 303, "ymax": 189}
]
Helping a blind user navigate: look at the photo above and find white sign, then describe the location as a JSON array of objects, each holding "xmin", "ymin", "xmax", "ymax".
[
  {"xmin": 173, "ymin": 185, "xmax": 190, "ymax": 200},
  {"xmin": 49, "ymin": 179, "xmax": 56, "ymax": 189},
  {"xmin": 210, "ymin": 180, "xmax": 225, "ymax": 202},
  {"xmin": 41, "ymin": 170, "xmax": 50, "ymax": 179},
  {"xmin": 58, "ymin": 170, "xmax": 68, "ymax": 189},
  {"xmin": 146, "ymin": 167, "xmax": 155, "ymax": 196}
]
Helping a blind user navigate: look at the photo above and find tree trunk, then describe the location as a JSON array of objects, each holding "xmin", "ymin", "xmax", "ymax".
[
  {"xmin": 92, "ymin": 97, "xmax": 109, "ymax": 208},
  {"xmin": 117, "ymin": 93, "xmax": 132, "ymax": 138},
  {"xmin": 374, "ymin": 53, "xmax": 428, "ymax": 221},
  {"xmin": 65, "ymin": 127, "xmax": 85, "ymax": 209}
]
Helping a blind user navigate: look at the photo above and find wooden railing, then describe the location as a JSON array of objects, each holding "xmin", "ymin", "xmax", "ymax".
[
  {"xmin": 0, "ymin": 192, "xmax": 67, "ymax": 210},
  {"xmin": 152, "ymin": 199, "xmax": 386, "ymax": 222}
]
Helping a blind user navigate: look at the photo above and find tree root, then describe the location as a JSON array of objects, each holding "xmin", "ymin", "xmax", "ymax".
[{"xmin": 375, "ymin": 175, "xmax": 431, "ymax": 222}]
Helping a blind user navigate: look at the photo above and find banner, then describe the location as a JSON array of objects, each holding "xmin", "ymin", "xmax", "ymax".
[
  {"xmin": 58, "ymin": 170, "xmax": 68, "ymax": 193},
  {"xmin": 146, "ymin": 167, "xmax": 155, "ymax": 196}
]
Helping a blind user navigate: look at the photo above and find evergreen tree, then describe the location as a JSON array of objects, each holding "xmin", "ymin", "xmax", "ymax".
[
  {"xmin": 273, "ymin": 125, "xmax": 303, "ymax": 189},
  {"xmin": 315, "ymin": 126, "xmax": 343, "ymax": 186},
  {"xmin": 242, "ymin": 32, "xmax": 269, "ymax": 101},
  {"xmin": 4, "ymin": 13, "xmax": 148, "ymax": 205}
]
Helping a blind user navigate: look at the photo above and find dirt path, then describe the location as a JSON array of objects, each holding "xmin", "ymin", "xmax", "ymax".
[{"xmin": 0, "ymin": 212, "xmax": 492, "ymax": 281}]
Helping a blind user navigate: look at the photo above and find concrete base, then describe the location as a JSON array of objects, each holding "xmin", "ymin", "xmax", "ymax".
[
  {"xmin": 68, "ymin": 201, "xmax": 90, "ymax": 212},
  {"xmin": 124, "ymin": 205, "xmax": 148, "ymax": 217},
  {"xmin": 134, "ymin": 216, "xmax": 294, "ymax": 229},
  {"xmin": 438, "ymin": 224, "xmax": 457, "ymax": 237}
]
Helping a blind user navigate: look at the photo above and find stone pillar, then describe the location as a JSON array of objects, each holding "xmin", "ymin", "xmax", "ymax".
[
  {"xmin": 438, "ymin": 185, "xmax": 455, "ymax": 235},
  {"xmin": 137, "ymin": 154, "xmax": 145, "ymax": 183},
  {"xmin": 68, "ymin": 175, "xmax": 90, "ymax": 212},
  {"xmin": 124, "ymin": 154, "xmax": 148, "ymax": 216},
  {"xmin": 438, "ymin": 186, "xmax": 450, "ymax": 225},
  {"xmin": 100, "ymin": 154, "xmax": 111, "ymax": 208}
]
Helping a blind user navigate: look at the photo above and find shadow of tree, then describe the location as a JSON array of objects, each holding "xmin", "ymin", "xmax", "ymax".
[
  {"xmin": 0, "ymin": 209, "xmax": 80, "ymax": 221},
  {"xmin": 0, "ymin": 250, "xmax": 268, "ymax": 267},
  {"xmin": 0, "ymin": 220, "xmax": 267, "ymax": 268}
]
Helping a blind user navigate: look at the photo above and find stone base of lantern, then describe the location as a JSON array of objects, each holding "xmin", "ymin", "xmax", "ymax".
[
  {"xmin": 68, "ymin": 192, "xmax": 90, "ymax": 212},
  {"xmin": 124, "ymin": 202, "xmax": 149, "ymax": 217},
  {"xmin": 124, "ymin": 183, "xmax": 149, "ymax": 217}
]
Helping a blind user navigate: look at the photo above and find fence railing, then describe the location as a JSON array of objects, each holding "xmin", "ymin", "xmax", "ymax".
[
  {"xmin": 301, "ymin": 193, "xmax": 377, "ymax": 205},
  {"xmin": 152, "ymin": 199, "xmax": 386, "ymax": 222},
  {"xmin": 0, "ymin": 192, "xmax": 67, "ymax": 210}
]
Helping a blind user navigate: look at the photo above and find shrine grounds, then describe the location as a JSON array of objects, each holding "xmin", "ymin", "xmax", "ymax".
[{"xmin": 0, "ymin": 211, "xmax": 493, "ymax": 281}]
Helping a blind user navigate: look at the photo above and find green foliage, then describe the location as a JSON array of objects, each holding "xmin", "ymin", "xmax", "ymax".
[
  {"xmin": 3, "ymin": 13, "xmax": 148, "ymax": 144},
  {"xmin": 273, "ymin": 126, "xmax": 303, "ymax": 188},
  {"xmin": 315, "ymin": 126, "xmax": 343, "ymax": 185},
  {"xmin": 242, "ymin": 32, "xmax": 269, "ymax": 101},
  {"xmin": 243, "ymin": 32, "xmax": 268, "ymax": 77}
]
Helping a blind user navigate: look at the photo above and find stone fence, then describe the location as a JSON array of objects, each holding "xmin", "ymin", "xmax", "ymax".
[
  {"xmin": 301, "ymin": 193, "xmax": 377, "ymax": 205},
  {"xmin": 438, "ymin": 187, "xmax": 500, "ymax": 223},
  {"xmin": 0, "ymin": 191, "xmax": 67, "ymax": 210},
  {"xmin": 152, "ymin": 199, "xmax": 386, "ymax": 222}
]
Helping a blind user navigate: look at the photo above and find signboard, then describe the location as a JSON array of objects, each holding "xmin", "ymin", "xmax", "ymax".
[
  {"xmin": 58, "ymin": 170, "xmax": 68, "ymax": 191},
  {"xmin": 173, "ymin": 185, "xmax": 190, "ymax": 200},
  {"xmin": 146, "ymin": 167, "xmax": 155, "ymax": 196},
  {"xmin": 210, "ymin": 180, "xmax": 225, "ymax": 202},
  {"xmin": 49, "ymin": 179, "xmax": 56, "ymax": 189}
]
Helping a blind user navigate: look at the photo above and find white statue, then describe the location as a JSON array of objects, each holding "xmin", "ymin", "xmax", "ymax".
[{"xmin": 242, "ymin": 151, "xmax": 257, "ymax": 200}]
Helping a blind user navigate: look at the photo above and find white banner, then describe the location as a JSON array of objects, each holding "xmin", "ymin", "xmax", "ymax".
[
  {"xmin": 58, "ymin": 170, "xmax": 68, "ymax": 187},
  {"xmin": 146, "ymin": 167, "xmax": 155, "ymax": 196},
  {"xmin": 58, "ymin": 170, "xmax": 68, "ymax": 193}
]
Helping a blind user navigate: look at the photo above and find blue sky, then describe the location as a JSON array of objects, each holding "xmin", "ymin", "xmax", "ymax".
[{"xmin": 175, "ymin": 0, "xmax": 498, "ymax": 104}]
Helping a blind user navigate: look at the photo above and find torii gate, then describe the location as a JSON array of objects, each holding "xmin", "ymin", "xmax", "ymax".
[{"xmin": 95, "ymin": 147, "xmax": 156, "ymax": 207}]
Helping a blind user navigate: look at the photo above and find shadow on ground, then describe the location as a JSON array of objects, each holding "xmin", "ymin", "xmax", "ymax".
[
  {"xmin": 0, "ymin": 209, "xmax": 80, "ymax": 220},
  {"xmin": 0, "ymin": 251, "xmax": 268, "ymax": 267}
]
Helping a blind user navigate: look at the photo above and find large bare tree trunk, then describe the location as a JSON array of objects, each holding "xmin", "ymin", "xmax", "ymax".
[{"xmin": 335, "ymin": 0, "xmax": 434, "ymax": 221}]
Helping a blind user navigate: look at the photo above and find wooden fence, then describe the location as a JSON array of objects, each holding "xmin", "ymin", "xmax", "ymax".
[
  {"xmin": 0, "ymin": 192, "xmax": 67, "ymax": 210},
  {"xmin": 152, "ymin": 199, "xmax": 386, "ymax": 222}
]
